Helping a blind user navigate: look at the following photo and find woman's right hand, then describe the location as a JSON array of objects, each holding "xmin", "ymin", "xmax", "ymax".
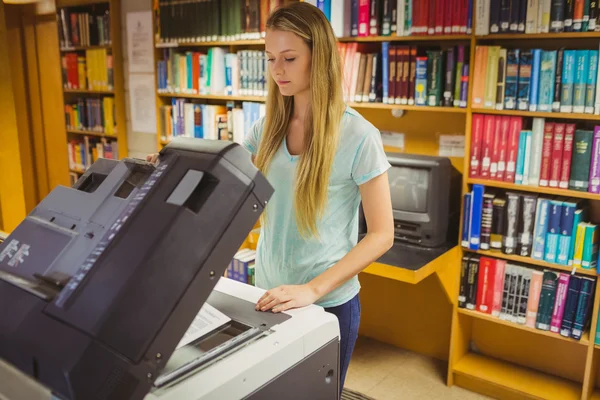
[{"xmin": 146, "ymin": 153, "xmax": 159, "ymax": 164}]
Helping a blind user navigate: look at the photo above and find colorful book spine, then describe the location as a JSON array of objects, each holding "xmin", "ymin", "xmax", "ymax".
[
  {"xmin": 526, "ymin": 270, "xmax": 544, "ymax": 328},
  {"xmin": 558, "ymin": 200, "xmax": 577, "ymax": 265},
  {"xmin": 582, "ymin": 223, "xmax": 599, "ymax": 268},
  {"xmin": 550, "ymin": 273, "xmax": 571, "ymax": 333},
  {"xmin": 585, "ymin": 50, "xmax": 598, "ymax": 114},
  {"xmin": 539, "ymin": 50, "xmax": 557, "ymax": 111},
  {"xmin": 529, "ymin": 49, "xmax": 542, "ymax": 111},
  {"xmin": 517, "ymin": 50, "xmax": 533, "ymax": 110},
  {"xmin": 504, "ymin": 49, "xmax": 520, "ymax": 110},
  {"xmin": 573, "ymin": 50, "xmax": 590, "ymax": 113},
  {"xmin": 532, "ymin": 197, "xmax": 551, "ymax": 260},
  {"xmin": 560, "ymin": 49, "xmax": 576, "ymax": 112},
  {"xmin": 589, "ymin": 126, "xmax": 600, "ymax": 193},
  {"xmin": 560, "ymin": 275, "xmax": 582, "ymax": 337},
  {"xmin": 415, "ymin": 56, "xmax": 428, "ymax": 105}
]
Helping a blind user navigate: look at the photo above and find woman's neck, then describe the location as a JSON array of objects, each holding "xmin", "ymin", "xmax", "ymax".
[{"xmin": 292, "ymin": 89, "xmax": 310, "ymax": 122}]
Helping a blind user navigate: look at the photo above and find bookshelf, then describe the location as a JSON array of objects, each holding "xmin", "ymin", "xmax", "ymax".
[
  {"xmin": 451, "ymin": 2, "xmax": 600, "ymax": 400},
  {"xmin": 150, "ymin": 0, "xmax": 600, "ymax": 399},
  {"xmin": 55, "ymin": 0, "xmax": 127, "ymax": 185}
]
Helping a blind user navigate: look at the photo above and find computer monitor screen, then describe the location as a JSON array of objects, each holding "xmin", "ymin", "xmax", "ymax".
[{"xmin": 388, "ymin": 165, "xmax": 429, "ymax": 213}]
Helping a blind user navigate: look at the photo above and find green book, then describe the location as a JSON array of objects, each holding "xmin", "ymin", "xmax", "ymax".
[
  {"xmin": 427, "ymin": 50, "xmax": 442, "ymax": 107},
  {"xmin": 536, "ymin": 270, "xmax": 559, "ymax": 331},
  {"xmin": 569, "ymin": 129, "xmax": 594, "ymax": 191},
  {"xmin": 582, "ymin": 223, "xmax": 599, "ymax": 269}
]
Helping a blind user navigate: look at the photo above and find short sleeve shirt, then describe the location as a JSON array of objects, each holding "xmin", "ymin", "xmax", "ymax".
[{"xmin": 242, "ymin": 106, "xmax": 391, "ymax": 308}]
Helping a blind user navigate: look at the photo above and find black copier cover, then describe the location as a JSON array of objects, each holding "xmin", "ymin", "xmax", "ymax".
[{"xmin": 0, "ymin": 138, "xmax": 273, "ymax": 400}]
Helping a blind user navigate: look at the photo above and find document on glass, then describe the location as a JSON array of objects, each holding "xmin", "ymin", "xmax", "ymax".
[{"xmin": 176, "ymin": 303, "xmax": 231, "ymax": 349}]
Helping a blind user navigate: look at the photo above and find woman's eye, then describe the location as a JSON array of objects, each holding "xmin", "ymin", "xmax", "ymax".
[
  {"xmin": 267, "ymin": 58, "xmax": 275, "ymax": 62},
  {"xmin": 285, "ymin": 58, "xmax": 295, "ymax": 62}
]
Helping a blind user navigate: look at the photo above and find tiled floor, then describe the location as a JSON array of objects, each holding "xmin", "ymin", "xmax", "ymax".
[{"xmin": 345, "ymin": 336, "xmax": 491, "ymax": 400}]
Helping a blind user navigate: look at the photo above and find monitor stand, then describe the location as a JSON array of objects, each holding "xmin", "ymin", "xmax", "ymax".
[{"xmin": 359, "ymin": 234, "xmax": 455, "ymax": 271}]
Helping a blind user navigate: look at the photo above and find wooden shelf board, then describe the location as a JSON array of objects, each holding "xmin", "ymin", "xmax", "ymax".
[
  {"xmin": 156, "ymin": 39, "xmax": 264, "ymax": 48},
  {"xmin": 56, "ymin": 0, "xmax": 109, "ymax": 7},
  {"xmin": 477, "ymin": 32, "xmax": 600, "ymax": 40},
  {"xmin": 453, "ymin": 352, "xmax": 582, "ymax": 400},
  {"xmin": 347, "ymin": 102, "xmax": 467, "ymax": 113},
  {"xmin": 457, "ymin": 308, "xmax": 590, "ymax": 346},
  {"xmin": 157, "ymin": 92, "xmax": 266, "ymax": 102},
  {"xmin": 464, "ymin": 248, "xmax": 598, "ymax": 276},
  {"xmin": 64, "ymin": 88, "xmax": 114, "ymax": 95},
  {"xmin": 471, "ymin": 108, "xmax": 600, "ymax": 120},
  {"xmin": 467, "ymin": 178, "xmax": 600, "ymax": 201},
  {"xmin": 60, "ymin": 44, "xmax": 111, "ymax": 52},
  {"xmin": 67, "ymin": 129, "xmax": 117, "ymax": 138},
  {"xmin": 337, "ymin": 34, "xmax": 472, "ymax": 42}
]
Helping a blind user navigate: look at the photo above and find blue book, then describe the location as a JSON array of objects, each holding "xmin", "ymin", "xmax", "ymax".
[
  {"xmin": 193, "ymin": 104, "xmax": 203, "ymax": 138},
  {"xmin": 538, "ymin": 50, "xmax": 557, "ymax": 111},
  {"xmin": 467, "ymin": 0, "xmax": 473, "ymax": 33},
  {"xmin": 529, "ymin": 49, "xmax": 542, "ymax": 111},
  {"xmin": 572, "ymin": 277, "xmax": 596, "ymax": 340},
  {"xmin": 532, "ymin": 198, "xmax": 551, "ymax": 260},
  {"xmin": 468, "ymin": 184, "xmax": 485, "ymax": 250},
  {"xmin": 586, "ymin": 50, "xmax": 599, "ymax": 114},
  {"xmin": 462, "ymin": 193, "xmax": 472, "ymax": 247},
  {"xmin": 515, "ymin": 130, "xmax": 529, "ymax": 185},
  {"xmin": 544, "ymin": 233, "xmax": 560, "ymax": 263},
  {"xmin": 548, "ymin": 200, "xmax": 563, "ymax": 234},
  {"xmin": 318, "ymin": 0, "xmax": 331, "ymax": 21},
  {"xmin": 382, "ymin": 42, "xmax": 389, "ymax": 103},
  {"xmin": 415, "ymin": 57, "xmax": 428, "ymax": 105},
  {"xmin": 560, "ymin": 276, "xmax": 582, "ymax": 337},
  {"xmin": 560, "ymin": 50, "xmax": 576, "ymax": 112},
  {"xmin": 573, "ymin": 50, "xmax": 590, "ymax": 113},
  {"xmin": 557, "ymin": 200, "xmax": 578, "ymax": 265},
  {"xmin": 504, "ymin": 49, "xmax": 520, "ymax": 110},
  {"xmin": 517, "ymin": 50, "xmax": 533, "ymax": 110}
]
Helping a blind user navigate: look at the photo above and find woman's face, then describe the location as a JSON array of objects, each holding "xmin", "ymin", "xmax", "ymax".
[{"xmin": 265, "ymin": 28, "xmax": 312, "ymax": 97}]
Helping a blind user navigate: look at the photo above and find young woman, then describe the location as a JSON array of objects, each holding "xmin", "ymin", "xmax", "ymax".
[{"xmin": 148, "ymin": 2, "xmax": 394, "ymax": 392}]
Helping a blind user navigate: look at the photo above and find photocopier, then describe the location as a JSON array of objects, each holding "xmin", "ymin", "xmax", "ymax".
[{"xmin": 0, "ymin": 139, "xmax": 340, "ymax": 400}]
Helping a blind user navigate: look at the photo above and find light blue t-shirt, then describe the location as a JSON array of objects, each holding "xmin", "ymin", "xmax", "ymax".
[{"xmin": 242, "ymin": 106, "xmax": 391, "ymax": 308}]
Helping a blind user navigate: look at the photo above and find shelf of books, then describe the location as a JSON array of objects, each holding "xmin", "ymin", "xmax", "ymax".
[
  {"xmin": 56, "ymin": 0, "xmax": 127, "ymax": 185},
  {"xmin": 450, "ymin": 0, "xmax": 600, "ymax": 398}
]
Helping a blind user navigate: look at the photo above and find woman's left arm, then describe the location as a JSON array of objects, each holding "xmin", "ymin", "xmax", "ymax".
[{"xmin": 256, "ymin": 172, "xmax": 394, "ymax": 312}]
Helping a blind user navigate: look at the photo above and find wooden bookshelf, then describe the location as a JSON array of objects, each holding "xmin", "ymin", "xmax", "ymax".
[
  {"xmin": 56, "ymin": 0, "xmax": 127, "ymax": 180},
  {"xmin": 448, "ymin": 12, "xmax": 600, "ymax": 399}
]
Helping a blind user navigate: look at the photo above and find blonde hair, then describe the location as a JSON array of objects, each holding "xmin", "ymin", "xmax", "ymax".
[{"xmin": 255, "ymin": 2, "xmax": 346, "ymax": 239}]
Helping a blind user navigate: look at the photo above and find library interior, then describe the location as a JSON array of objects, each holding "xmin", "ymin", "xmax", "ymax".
[{"xmin": 4, "ymin": 0, "xmax": 600, "ymax": 399}]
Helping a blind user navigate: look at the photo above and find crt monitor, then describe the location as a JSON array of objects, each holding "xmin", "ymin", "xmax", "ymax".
[{"xmin": 360, "ymin": 152, "xmax": 462, "ymax": 248}]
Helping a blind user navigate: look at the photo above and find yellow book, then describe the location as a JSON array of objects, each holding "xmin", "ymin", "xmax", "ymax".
[
  {"xmin": 77, "ymin": 56, "xmax": 86, "ymax": 90},
  {"xmin": 573, "ymin": 222, "xmax": 587, "ymax": 267}
]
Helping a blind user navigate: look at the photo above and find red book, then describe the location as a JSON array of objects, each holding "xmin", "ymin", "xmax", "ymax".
[
  {"xmin": 549, "ymin": 123, "xmax": 566, "ymax": 188},
  {"xmin": 560, "ymin": 124, "xmax": 576, "ymax": 189},
  {"xmin": 491, "ymin": 259, "xmax": 506, "ymax": 317},
  {"xmin": 388, "ymin": 46, "xmax": 396, "ymax": 103},
  {"xmin": 461, "ymin": 0, "xmax": 469, "ymax": 32},
  {"xmin": 436, "ymin": 0, "xmax": 446, "ymax": 34},
  {"xmin": 358, "ymin": 0, "xmax": 370, "ymax": 37},
  {"xmin": 490, "ymin": 117, "xmax": 503, "ymax": 179},
  {"xmin": 428, "ymin": 0, "xmax": 437, "ymax": 35},
  {"xmin": 538, "ymin": 122, "xmax": 555, "ymax": 187},
  {"xmin": 446, "ymin": 0, "xmax": 455, "ymax": 34},
  {"xmin": 496, "ymin": 116, "xmax": 510, "ymax": 181},
  {"xmin": 192, "ymin": 52, "xmax": 200, "ymax": 94},
  {"xmin": 504, "ymin": 116, "xmax": 522, "ymax": 182},
  {"xmin": 470, "ymin": 114, "xmax": 484, "ymax": 177},
  {"xmin": 480, "ymin": 115, "xmax": 496, "ymax": 178},
  {"xmin": 421, "ymin": 0, "xmax": 429, "ymax": 35},
  {"xmin": 476, "ymin": 257, "xmax": 495, "ymax": 314},
  {"xmin": 451, "ymin": 0, "xmax": 461, "ymax": 33}
]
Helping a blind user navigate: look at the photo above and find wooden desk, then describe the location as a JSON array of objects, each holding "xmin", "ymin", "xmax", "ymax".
[{"xmin": 358, "ymin": 245, "xmax": 461, "ymax": 361}]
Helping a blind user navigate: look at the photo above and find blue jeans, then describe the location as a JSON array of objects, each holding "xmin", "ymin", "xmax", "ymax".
[{"xmin": 324, "ymin": 294, "xmax": 361, "ymax": 395}]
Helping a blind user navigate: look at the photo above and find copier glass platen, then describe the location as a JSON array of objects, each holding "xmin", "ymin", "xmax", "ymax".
[{"xmin": 0, "ymin": 138, "xmax": 341, "ymax": 400}]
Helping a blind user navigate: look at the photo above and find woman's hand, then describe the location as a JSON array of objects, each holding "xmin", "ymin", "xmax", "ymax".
[
  {"xmin": 255, "ymin": 284, "xmax": 320, "ymax": 313},
  {"xmin": 146, "ymin": 153, "xmax": 159, "ymax": 164}
]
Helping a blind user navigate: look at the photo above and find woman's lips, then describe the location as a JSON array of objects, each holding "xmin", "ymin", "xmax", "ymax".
[{"xmin": 277, "ymin": 80, "xmax": 290, "ymax": 85}]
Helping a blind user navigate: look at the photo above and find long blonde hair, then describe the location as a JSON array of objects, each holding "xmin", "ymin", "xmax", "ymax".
[{"xmin": 255, "ymin": 2, "xmax": 346, "ymax": 239}]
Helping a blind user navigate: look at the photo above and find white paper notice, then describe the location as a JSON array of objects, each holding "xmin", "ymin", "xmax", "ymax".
[
  {"xmin": 438, "ymin": 135, "xmax": 465, "ymax": 157},
  {"xmin": 129, "ymin": 74, "xmax": 157, "ymax": 134},
  {"xmin": 176, "ymin": 303, "xmax": 231, "ymax": 349},
  {"xmin": 126, "ymin": 11, "xmax": 154, "ymax": 73},
  {"xmin": 380, "ymin": 131, "xmax": 405, "ymax": 151}
]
